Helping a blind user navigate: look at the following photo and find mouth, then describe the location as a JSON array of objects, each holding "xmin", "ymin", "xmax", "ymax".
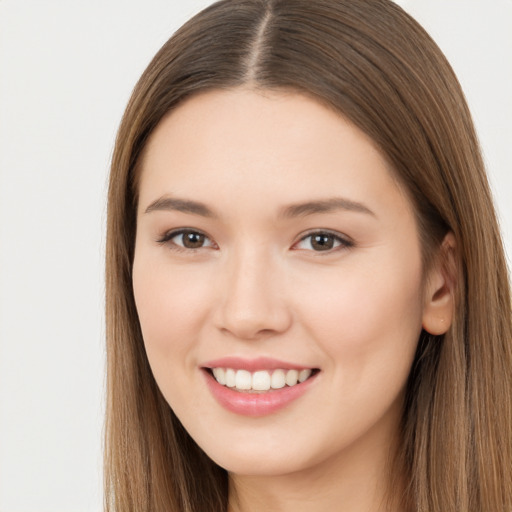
[
  {"xmin": 204, "ymin": 367, "xmax": 320, "ymax": 393},
  {"xmin": 201, "ymin": 359, "xmax": 320, "ymax": 416}
]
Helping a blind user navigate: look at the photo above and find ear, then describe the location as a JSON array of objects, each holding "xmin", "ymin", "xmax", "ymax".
[{"xmin": 422, "ymin": 232, "xmax": 457, "ymax": 335}]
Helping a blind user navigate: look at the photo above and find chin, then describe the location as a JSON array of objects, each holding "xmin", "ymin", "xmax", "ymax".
[
  {"xmin": 194, "ymin": 428, "xmax": 328, "ymax": 478},
  {"xmin": 210, "ymin": 448, "xmax": 309, "ymax": 477}
]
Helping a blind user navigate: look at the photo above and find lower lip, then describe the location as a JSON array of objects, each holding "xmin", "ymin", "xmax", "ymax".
[{"xmin": 202, "ymin": 370, "xmax": 318, "ymax": 417}]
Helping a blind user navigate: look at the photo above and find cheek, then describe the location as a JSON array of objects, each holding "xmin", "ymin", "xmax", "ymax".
[
  {"xmin": 132, "ymin": 254, "xmax": 219, "ymax": 419},
  {"xmin": 281, "ymin": 254, "xmax": 424, "ymax": 450},
  {"xmin": 294, "ymin": 253, "xmax": 424, "ymax": 380},
  {"xmin": 132, "ymin": 254, "xmax": 213, "ymax": 363}
]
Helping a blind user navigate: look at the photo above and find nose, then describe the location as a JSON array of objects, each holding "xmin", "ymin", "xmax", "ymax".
[{"xmin": 214, "ymin": 248, "xmax": 292, "ymax": 340}]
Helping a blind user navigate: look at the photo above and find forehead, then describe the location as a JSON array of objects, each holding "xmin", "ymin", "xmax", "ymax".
[{"xmin": 137, "ymin": 87, "xmax": 411, "ymax": 221}]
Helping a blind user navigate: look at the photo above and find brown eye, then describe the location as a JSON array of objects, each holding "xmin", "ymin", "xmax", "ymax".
[
  {"xmin": 181, "ymin": 231, "xmax": 206, "ymax": 248},
  {"xmin": 311, "ymin": 234, "xmax": 335, "ymax": 251},
  {"xmin": 294, "ymin": 231, "xmax": 352, "ymax": 252},
  {"xmin": 159, "ymin": 229, "xmax": 215, "ymax": 250}
]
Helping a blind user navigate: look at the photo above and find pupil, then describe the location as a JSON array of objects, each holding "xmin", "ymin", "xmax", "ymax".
[
  {"xmin": 183, "ymin": 232, "xmax": 205, "ymax": 248},
  {"xmin": 312, "ymin": 234, "xmax": 333, "ymax": 251}
]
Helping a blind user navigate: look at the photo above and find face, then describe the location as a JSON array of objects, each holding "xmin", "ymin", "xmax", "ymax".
[{"xmin": 132, "ymin": 88, "xmax": 430, "ymax": 477}]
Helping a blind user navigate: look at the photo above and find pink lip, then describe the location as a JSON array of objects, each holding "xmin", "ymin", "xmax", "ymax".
[
  {"xmin": 201, "ymin": 364, "xmax": 319, "ymax": 418},
  {"xmin": 202, "ymin": 356, "xmax": 314, "ymax": 372}
]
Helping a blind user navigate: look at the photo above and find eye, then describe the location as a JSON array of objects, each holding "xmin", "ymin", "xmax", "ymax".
[
  {"xmin": 158, "ymin": 229, "xmax": 216, "ymax": 250},
  {"xmin": 293, "ymin": 231, "xmax": 353, "ymax": 252}
]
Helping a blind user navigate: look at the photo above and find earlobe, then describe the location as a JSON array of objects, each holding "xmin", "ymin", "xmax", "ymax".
[{"xmin": 422, "ymin": 232, "xmax": 456, "ymax": 335}]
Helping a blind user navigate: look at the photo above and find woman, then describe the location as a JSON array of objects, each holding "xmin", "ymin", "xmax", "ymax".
[{"xmin": 105, "ymin": 0, "xmax": 512, "ymax": 510}]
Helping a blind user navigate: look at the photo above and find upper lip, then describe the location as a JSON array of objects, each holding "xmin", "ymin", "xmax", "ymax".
[{"xmin": 202, "ymin": 356, "xmax": 316, "ymax": 372}]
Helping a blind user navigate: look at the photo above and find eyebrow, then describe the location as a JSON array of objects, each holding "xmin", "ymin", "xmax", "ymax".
[
  {"xmin": 280, "ymin": 197, "xmax": 375, "ymax": 218},
  {"xmin": 143, "ymin": 195, "xmax": 375, "ymax": 219},
  {"xmin": 144, "ymin": 197, "xmax": 216, "ymax": 217}
]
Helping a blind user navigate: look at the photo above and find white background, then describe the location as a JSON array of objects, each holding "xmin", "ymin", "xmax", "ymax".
[{"xmin": 0, "ymin": 1, "xmax": 510, "ymax": 511}]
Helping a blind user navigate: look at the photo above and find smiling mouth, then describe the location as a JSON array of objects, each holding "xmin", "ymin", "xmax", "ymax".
[{"xmin": 206, "ymin": 367, "xmax": 320, "ymax": 393}]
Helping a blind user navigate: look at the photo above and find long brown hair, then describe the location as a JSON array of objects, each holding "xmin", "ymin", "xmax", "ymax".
[{"xmin": 105, "ymin": 1, "xmax": 512, "ymax": 510}]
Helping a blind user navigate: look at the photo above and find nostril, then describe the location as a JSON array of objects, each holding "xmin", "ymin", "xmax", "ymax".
[{"xmin": 213, "ymin": 276, "xmax": 293, "ymax": 339}]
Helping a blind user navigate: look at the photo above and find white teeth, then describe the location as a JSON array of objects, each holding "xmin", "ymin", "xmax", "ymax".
[
  {"xmin": 211, "ymin": 367, "xmax": 314, "ymax": 391},
  {"xmin": 225, "ymin": 368, "xmax": 236, "ymax": 388},
  {"xmin": 298, "ymin": 369, "xmax": 312, "ymax": 383},
  {"xmin": 235, "ymin": 369, "xmax": 252, "ymax": 390},
  {"xmin": 212, "ymin": 367, "xmax": 226, "ymax": 385},
  {"xmin": 271, "ymin": 369, "xmax": 286, "ymax": 389},
  {"xmin": 285, "ymin": 369, "xmax": 299, "ymax": 386},
  {"xmin": 252, "ymin": 370, "xmax": 271, "ymax": 391}
]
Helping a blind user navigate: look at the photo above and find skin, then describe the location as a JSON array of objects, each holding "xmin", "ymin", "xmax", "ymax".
[{"xmin": 132, "ymin": 88, "xmax": 453, "ymax": 512}]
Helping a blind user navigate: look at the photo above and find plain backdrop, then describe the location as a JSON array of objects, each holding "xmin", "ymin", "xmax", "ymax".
[{"xmin": 0, "ymin": 1, "xmax": 510, "ymax": 511}]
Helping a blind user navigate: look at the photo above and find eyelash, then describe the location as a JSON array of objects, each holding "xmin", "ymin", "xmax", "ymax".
[
  {"xmin": 157, "ymin": 229, "xmax": 217, "ymax": 252},
  {"xmin": 292, "ymin": 229, "xmax": 354, "ymax": 252},
  {"xmin": 157, "ymin": 229, "xmax": 354, "ymax": 253}
]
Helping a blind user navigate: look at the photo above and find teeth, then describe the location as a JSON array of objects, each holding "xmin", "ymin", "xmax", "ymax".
[
  {"xmin": 252, "ymin": 370, "xmax": 271, "ymax": 391},
  {"xmin": 212, "ymin": 367, "xmax": 226, "ymax": 385},
  {"xmin": 298, "ymin": 369, "xmax": 311, "ymax": 383},
  {"xmin": 211, "ymin": 368, "xmax": 313, "ymax": 391},
  {"xmin": 225, "ymin": 368, "xmax": 236, "ymax": 388},
  {"xmin": 271, "ymin": 369, "xmax": 286, "ymax": 389},
  {"xmin": 285, "ymin": 369, "xmax": 299, "ymax": 386},
  {"xmin": 235, "ymin": 370, "xmax": 252, "ymax": 390}
]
